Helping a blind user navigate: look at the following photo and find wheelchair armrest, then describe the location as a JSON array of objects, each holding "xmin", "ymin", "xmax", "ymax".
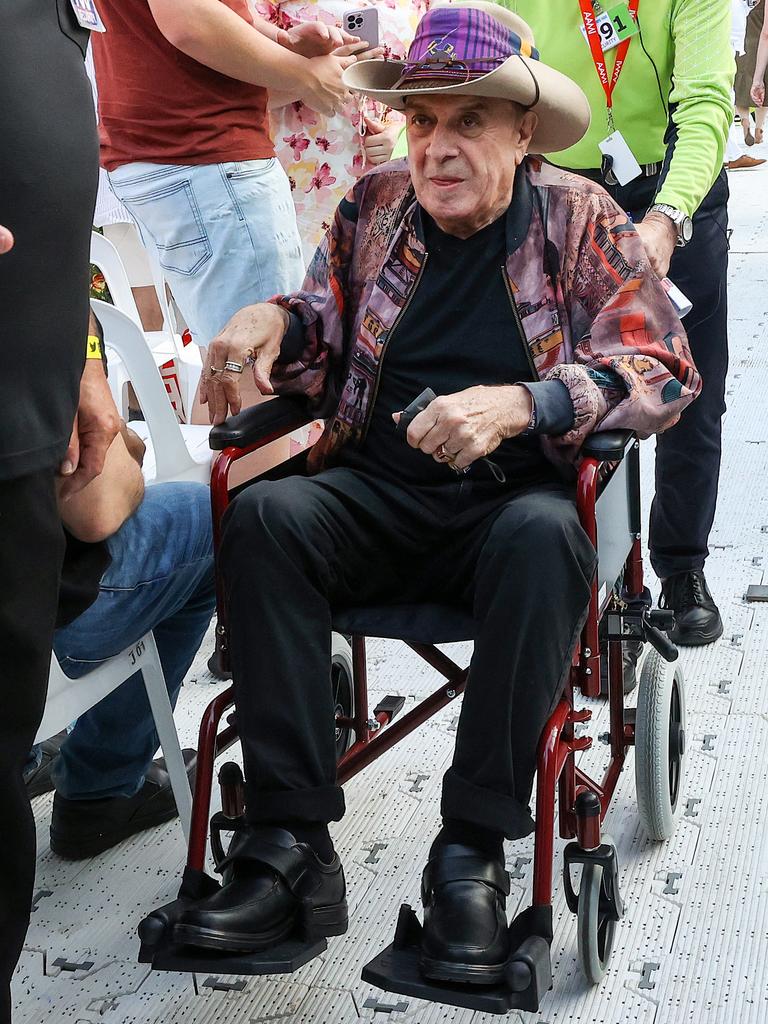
[
  {"xmin": 209, "ymin": 397, "xmax": 313, "ymax": 451},
  {"xmin": 580, "ymin": 430, "xmax": 636, "ymax": 462}
]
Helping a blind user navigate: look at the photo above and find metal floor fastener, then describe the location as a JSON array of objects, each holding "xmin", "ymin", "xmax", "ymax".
[{"xmin": 13, "ymin": 159, "xmax": 768, "ymax": 1023}]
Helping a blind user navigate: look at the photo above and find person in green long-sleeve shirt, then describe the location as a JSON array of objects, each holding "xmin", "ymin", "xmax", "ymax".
[
  {"xmin": 387, "ymin": 2, "xmax": 733, "ymax": 645},
  {"xmin": 493, "ymin": 0, "xmax": 735, "ymax": 646}
]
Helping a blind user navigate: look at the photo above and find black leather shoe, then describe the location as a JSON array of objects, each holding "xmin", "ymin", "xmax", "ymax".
[
  {"xmin": 660, "ymin": 570, "xmax": 723, "ymax": 646},
  {"xmin": 50, "ymin": 749, "xmax": 196, "ymax": 859},
  {"xmin": 174, "ymin": 826, "xmax": 347, "ymax": 953},
  {"xmin": 420, "ymin": 842, "xmax": 511, "ymax": 985}
]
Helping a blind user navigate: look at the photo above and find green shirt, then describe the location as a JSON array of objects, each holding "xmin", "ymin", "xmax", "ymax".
[{"xmin": 501, "ymin": 0, "xmax": 735, "ymax": 216}]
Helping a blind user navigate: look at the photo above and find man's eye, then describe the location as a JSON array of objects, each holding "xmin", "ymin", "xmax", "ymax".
[{"xmin": 461, "ymin": 117, "xmax": 479, "ymax": 129}]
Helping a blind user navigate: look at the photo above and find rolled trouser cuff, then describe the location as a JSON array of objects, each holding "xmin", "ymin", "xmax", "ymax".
[
  {"xmin": 245, "ymin": 783, "xmax": 345, "ymax": 825},
  {"xmin": 440, "ymin": 767, "xmax": 535, "ymax": 841}
]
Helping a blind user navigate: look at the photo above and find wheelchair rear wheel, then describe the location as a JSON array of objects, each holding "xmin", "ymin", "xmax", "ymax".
[
  {"xmin": 576, "ymin": 861, "xmax": 617, "ymax": 984},
  {"xmin": 635, "ymin": 650, "xmax": 686, "ymax": 841},
  {"xmin": 332, "ymin": 633, "xmax": 355, "ymax": 759}
]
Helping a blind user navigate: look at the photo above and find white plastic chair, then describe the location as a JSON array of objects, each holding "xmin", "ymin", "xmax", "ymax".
[
  {"xmin": 90, "ymin": 232, "xmax": 202, "ymax": 421},
  {"xmin": 35, "ymin": 631, "xmax": 193, "ymax": 841},
  {"xmin": 93, "ymin": 299, "xmax": 212, "ymax": 485}
]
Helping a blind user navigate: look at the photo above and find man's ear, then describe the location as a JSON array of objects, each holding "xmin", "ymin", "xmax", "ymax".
[{"xmin": 518, "ymin": 109, "xmax": 538, "ymax": 152}]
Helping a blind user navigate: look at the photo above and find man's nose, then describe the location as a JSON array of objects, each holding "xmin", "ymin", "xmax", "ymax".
[{"xmin": 425, "ymin": 124, "xmax": 459, "ymax": 161}]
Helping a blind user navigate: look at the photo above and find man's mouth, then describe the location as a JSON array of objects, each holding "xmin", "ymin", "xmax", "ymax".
[{"xmin": 429, "ymin": 176, "xmax": 464, "ymax": 188}]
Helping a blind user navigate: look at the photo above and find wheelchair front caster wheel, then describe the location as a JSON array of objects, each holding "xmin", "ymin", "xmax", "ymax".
[
  {"xmin": 576, "ymin": 862, "xmax": 616, "ymax": 985},
  {"xmin": 332, "ymin": 633, "xmax": 355, "ymax": 758},
  {"xmin": 635, "ymin": 650, "xmax": 686, "ymax": 841}
]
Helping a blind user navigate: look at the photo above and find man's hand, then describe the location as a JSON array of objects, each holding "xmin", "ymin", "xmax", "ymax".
[
  {"xmin": 393, "ymin": 385, "xmax": 533, "ymax": 471},
  {"xmin": 59, "ymin": 360, "xmax": 121, "ymax": 500},
  {"xmin": 278, "ymin": 21, "xmax": 354, "ymax": 58},
  {"xmin": 635, "ymin": 212, "xmax": 678, "ymax": 279},
  {"xmin": 362, "ymin": 117, "xmax": 402, "ymax": 167},
  {"xmin": 752, "ymin": 81, "xmax": 765, "ymax": 107},
  {"xmin": 201, "ymin": 303, "xmax": 290, "ymax": 424},
  {"xmin": 0, "ymin": 225, "xmax": 13, "ymax": 254}
]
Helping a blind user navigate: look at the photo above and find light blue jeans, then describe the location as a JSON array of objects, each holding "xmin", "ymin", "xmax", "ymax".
[
  {"xmin": 48, "ymin": 482, "xmax": 216, "ymax": 800},
  {"xmin": 108, "ymin": 158, "xmax": 305, "ymax": 346}
]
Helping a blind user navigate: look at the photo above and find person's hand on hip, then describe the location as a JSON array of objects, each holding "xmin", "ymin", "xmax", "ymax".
[{"xmin": 201, "ymin": 303, "xmax": 290, "ymax": 425}]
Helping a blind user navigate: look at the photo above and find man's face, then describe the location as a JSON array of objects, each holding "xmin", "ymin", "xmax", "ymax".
[{"xmin": 405, "ymin": 94, "xmax": 537, "ymax": 238}]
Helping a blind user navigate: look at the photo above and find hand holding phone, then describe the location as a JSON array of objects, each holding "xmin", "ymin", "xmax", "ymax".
[{"xmin": 344, "ymin": 7, "xmax": 379, "ymax": 50}]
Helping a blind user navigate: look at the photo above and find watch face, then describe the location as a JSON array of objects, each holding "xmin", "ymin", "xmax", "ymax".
[{"xmin": 681, "ymin": 217, "xmax": 694, "ymax": 243}]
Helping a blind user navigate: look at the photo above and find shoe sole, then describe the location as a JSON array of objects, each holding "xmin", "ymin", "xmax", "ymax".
[
  {"xmin": 50, "ymin": 801, "xmax": 179, "ymax": 860},
  {"xmin": 419, "ymin": 954, "xmax": 506, "ymax": 986},
  {"xmin": 174, "ymin": 901, "xmax": 349, "ymax": 953},
  {"xmin": 668, "ymin": 622, "xmax": 724, "ymax": 647}
]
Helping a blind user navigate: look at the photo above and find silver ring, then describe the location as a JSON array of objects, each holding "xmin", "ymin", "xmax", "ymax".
[{"xmin": 224, "ymin": 360, "xmax": 244, "ymax": 374}]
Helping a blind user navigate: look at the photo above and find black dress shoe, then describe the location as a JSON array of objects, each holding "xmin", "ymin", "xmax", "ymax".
[
  {"xmin": 420, "ymin": 842, "xmax": 511, "ymax": 985},
  {"xmin": 660, "ymin": 570, "xmax": 723, "ymax": 646},
  {"xmin": 50, "ymin": 749, "xmax": 196, "ymax": 859},
  {"xmin": 174, "ymin": 826, "xmax": 347, "ymax": 953}
]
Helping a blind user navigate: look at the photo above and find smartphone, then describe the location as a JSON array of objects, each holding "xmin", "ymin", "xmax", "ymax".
[{"xmin": 344, "ymin": 7, "xmax": 379, "ymax": 49}]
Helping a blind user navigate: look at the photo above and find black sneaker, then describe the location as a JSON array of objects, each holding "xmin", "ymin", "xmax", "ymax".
[
  {"xmin": 660, "ymin": 570, "xmax": 723, "ymax": 647},
  {"xmin": 24, "ymin": 732, "xmax": 68, "ymax": 799},
  {"xmin": 50, "ymin": 749, "xmax": 196, "ymax": 860}
]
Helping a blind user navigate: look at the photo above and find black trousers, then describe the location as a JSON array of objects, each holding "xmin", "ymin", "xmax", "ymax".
[
  {"xmin": 575, "ymin": 168, "xmax": 730, "ymax": 580},
  {"xmin": 0, "ymin": 473, "xmax": 65, "ymax": 1023},
  {"xmin": 0, "ymin": 4, "xmax": 97, "ymax": 1019},
  {"xmin": 220, "ymin": 467, "xmax": 596, "ymax": 842}
]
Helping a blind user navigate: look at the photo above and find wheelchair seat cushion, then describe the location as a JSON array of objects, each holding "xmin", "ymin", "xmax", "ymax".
[{"xmin": 332, "ymin": 604, "xmax": 476, "ymax": 643}]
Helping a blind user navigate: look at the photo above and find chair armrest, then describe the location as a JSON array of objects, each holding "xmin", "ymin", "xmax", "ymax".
[
  {"xmin": 580, "ymin": 430, "xmax": 636, "ymax": 462},
  {"xmin": 209, "ymin": 397, "xmax": 313, "ymax": 451}
]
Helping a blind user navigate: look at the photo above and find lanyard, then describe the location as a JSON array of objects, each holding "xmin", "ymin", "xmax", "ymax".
[{"xmin": 578, "ymin": 0, "xmax": 640, "ymax": 130}]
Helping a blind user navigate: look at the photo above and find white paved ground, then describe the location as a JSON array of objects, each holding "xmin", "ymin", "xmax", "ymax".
[{"xmin": 13, "ymin": 151, "xmax": 768, "ymax": 1023}]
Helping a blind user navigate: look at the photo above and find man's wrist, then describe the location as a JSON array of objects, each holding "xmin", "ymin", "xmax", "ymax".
[{"xmin": 500, "ymin": 384, "xmax": 533, "ymax": 437}]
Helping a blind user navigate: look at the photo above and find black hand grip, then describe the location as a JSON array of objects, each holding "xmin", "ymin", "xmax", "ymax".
[
  {"xmin": 645, "ymin": 623, "xmax": 678, "ymax": 663},
  {"xmin": 395, "ymin": 387, "xmax": 436, "ymax": 437}
]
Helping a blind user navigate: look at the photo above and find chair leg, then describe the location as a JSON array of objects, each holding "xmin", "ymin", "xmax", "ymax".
[{"xmin": 140, "ymin": 631, "xmax": 193, "ymax": 841}]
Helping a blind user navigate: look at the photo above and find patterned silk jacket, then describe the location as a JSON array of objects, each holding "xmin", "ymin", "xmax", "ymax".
[{"xmin": 270, "ymin": 157, "xmax": 701, "ymax": 474}]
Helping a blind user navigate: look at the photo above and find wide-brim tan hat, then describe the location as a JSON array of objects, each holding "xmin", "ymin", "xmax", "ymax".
[{"xmin": 343, "ymin": 0, "xmax": 590, "ymax": 154}]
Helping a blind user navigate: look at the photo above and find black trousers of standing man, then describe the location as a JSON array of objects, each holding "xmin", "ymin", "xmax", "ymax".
[
  {"xmin": 0, "ymin": 3, "xmax": 97, "ymax": 1019},
  {"xmin": 576, "ymin": 168, "xmax": 729, "ymax": 581},
  {"xmin": 220, "ymin": 466, "xmax": 596, "ymax": 842}
]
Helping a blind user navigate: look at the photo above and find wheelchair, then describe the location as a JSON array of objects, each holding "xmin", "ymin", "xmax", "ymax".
[{"xmin": 138, "ymin": 396, "xmax": 686, "ymax": 1015}]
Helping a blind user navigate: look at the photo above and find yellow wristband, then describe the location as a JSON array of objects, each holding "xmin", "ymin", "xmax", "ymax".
[{"xmin": 86, "ymin": 334, "xmax": 103, "ymax": 360}]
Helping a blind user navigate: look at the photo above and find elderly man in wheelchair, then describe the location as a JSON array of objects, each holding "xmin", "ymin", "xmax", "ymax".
[{"xmin": 164, "ymin": 0, "xmax": 700, "ymax": 994}]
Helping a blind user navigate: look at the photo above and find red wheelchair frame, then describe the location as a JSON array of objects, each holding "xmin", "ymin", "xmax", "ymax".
[{"xmin": 183, "ymin": 401, "xmax": 644, "ymax": 919}]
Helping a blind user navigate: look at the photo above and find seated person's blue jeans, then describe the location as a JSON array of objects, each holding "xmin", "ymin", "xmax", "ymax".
[{"xmin": 46, "ymin": 482, "xmax": 215, "ymax": 801}]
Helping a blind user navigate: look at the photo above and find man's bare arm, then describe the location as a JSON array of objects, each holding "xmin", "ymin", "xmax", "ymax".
[
  {"xmin": 58, "ymin": 426, "xmax": 145, "ymax": 545},
  {"xmin": 146, "ymin": 0, "xmax": 357, "ymax": 113}
]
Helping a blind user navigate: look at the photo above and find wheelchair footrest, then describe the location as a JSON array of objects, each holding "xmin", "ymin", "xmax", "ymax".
[
  {"xmin": 138, "ymin": 870, "xmax": 327, "ymax": 976},
  {"xmin": 361, "ymin": 904, "xmax": 552, "ymax": 1015},
  {"xmin": 373, "ymin": 695, "xmax": 406, "ymax": 722}
]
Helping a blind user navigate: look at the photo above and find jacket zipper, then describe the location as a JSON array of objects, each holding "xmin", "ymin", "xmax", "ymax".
[
  {"xmin": 361, "ymin": 252, "xmax": 429, "ymax": 442},
  {"xmin": 502, "ymin": 266, "xmax": 540, "ymax": 382}
]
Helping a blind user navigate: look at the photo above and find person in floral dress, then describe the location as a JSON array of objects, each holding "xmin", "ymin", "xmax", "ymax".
[{"xmin": 254, "ymin": 0, "xmax": 427, "ymax": 262}]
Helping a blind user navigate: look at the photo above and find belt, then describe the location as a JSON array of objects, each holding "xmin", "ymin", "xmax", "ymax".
[{"xmin": 568, "ymin": 161, "xmax": 663, "ymax": 185}]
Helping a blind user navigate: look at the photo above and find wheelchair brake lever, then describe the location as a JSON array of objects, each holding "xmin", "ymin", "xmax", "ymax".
[{"xmin": 644, "ymin": 622, "xmax": 678, "ymax": 663}]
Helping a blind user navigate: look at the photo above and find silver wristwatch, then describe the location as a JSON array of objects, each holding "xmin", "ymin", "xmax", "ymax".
[{"xmin": 648, "ymin": 203, "xmax": 694, "ymax": 247}]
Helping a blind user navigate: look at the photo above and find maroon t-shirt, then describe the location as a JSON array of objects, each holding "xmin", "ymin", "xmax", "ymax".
[{"xmin": 92, "ymin": 0, "xmax": 274, "ymax": 171}]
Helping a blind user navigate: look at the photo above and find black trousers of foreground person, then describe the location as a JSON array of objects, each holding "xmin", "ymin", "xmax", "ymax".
[
  {"xmin": 220, "ymin": 466, "xmax": 597, "ymax": 841},
  {"xmin": 0, "ymin": 3, "xmax": 97, "ymax": 1019},
  {"xmin": 577, "ymin": 168, "xmax": 730, "ymax": 582}
]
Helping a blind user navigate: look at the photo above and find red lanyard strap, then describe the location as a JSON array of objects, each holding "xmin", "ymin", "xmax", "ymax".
[{"xmin": 578, "ymin": 0, "xmax": 640, "ymax": 111}]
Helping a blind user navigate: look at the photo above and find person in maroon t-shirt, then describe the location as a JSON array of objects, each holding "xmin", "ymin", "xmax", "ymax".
[{"xmin": 93, "ymin": 0, "xmax": 371, "ymax": 349}]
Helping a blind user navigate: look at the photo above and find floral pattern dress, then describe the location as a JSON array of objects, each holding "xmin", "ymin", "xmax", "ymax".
[{"xmin": 252, "ymin": 0, "xmax": 427, "ymax": 263}]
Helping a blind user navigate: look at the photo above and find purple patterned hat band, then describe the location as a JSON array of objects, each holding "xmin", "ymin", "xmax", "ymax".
[{"xmin": 396, "ymin": 6, "xmax": 539, "ymax": 87}]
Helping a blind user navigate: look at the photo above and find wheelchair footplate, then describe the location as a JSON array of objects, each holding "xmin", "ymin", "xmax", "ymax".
[
  {"xmin": 138, "ymin": 867, "xmax": 328, "ymax": 976},
  {"xmin": 361, "ymin": 903, "xmax": 553, "ymax": 1015}
]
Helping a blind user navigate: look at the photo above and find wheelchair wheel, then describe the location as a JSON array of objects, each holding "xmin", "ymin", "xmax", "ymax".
[
  {"xmin": 576, "ymin": 861, "xmax": 616, "ymax": 985},
  {"xmin": 635, "ymin": 649, "xmax": 686, "ymax": 841},
  {"xmin": 332, "ymin": 633, "xmax": 355, "ymax": 759}
]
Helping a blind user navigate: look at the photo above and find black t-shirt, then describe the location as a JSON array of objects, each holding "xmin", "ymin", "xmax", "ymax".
[{"xmin": 344, "ymin": 209, "xmax": 556, "ymax": 488}]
